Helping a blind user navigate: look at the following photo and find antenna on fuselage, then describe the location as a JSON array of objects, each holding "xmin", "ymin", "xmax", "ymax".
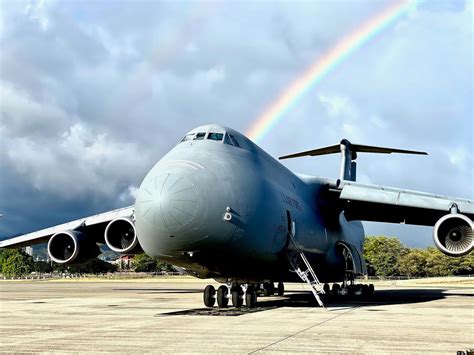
[{"xmin": 278, "ymin": 139, "xmax": 427, "ymax": 182}]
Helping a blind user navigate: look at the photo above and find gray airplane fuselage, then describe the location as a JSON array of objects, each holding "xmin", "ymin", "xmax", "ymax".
[{"xmin": 134, "ymin": 125, "xmax": 365, "ymax": 283}]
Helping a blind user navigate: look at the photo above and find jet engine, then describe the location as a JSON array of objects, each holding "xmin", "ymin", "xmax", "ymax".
[
  {"xmin": 47, "ymin": 230, "xmax": 100, "ymax": 264},
  {"xmin": 104, "ymin": 217, "xmax": 143, "ymax": 254},
  {"xmin": 433, "ymin": 213, "xmax": 473, "ymax": 257}
]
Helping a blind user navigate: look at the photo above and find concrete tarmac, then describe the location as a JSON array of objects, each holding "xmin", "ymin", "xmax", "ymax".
[{"xmin": 0, "ymin": 278, "xmax": 473, "ymax": 354}]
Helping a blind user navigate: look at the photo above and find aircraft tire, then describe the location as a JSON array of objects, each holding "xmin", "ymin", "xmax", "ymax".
[
  {"xmin": 323, "ymin": 283, "xmax": 330, "ymax": 294},
  {"xmin": 362, "ymin": 284, "xmax": 369, "ymax": 297},
  {"xmin": 277, "ymin": 282, "xmax": 284, "ymax": 296},
  {"xmin": 331, "ymin": 283, "xmax": 340, "ymax": 296},
  {"xmin": 246, "ymin": 287, "xmax": 257, "ymax": 308},
  {"xmin": 263, "ymin": 282, "xmax": 274, "ymax": 297},
  {"xmin": 217, "ymin": 285, "xmax": 229, "ymax": 308},
  {"xmin": 368, "ymin": 284, "xmax": 375, "ymax": 296},
  {"xmin": 203, "ymin": 285, "xmax": 216, "ymax": 307},
  {"xmin": 231, "ymin": 288, "xmax": 243, "ymax": 308}
]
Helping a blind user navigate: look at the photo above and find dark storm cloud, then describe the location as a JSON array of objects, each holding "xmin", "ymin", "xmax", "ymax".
[{"xmin": 0, "ymin": 1, "xmax": 472, "ymax": 248}]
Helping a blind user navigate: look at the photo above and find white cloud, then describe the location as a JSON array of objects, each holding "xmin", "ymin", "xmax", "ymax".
[
  {"xmin": 24, "ymin": 0, "xmax": 52, "ymax": 31},
  {"xmin": 0, "ymin": 82, "xmax": 70, "ymax": 137},
  {"xmin": 192, "ymin": 65, "xmax": 226, "ymax": 91},
  {"xmin": 4, "ymin": 123, "xmax": 151, "ymax": 199},
  {"xmin": 318, "ymin": 94, "xmax": 356, "ymax": 118},
  {"xmin": 118, "ymin": 185, "xmax": 139, "ymax": 203},
  {"xmin": 447, "ymin": 147, "xmax": 469, "ymax": 165}
]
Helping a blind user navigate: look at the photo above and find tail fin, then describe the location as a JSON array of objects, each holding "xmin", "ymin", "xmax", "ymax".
[{"xmin": 279, "ymin": 139, "xmax": 427, "ymax": 181}]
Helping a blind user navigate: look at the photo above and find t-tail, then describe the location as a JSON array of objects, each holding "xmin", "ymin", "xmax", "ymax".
[{"xmin": 279, "ymin": 139, "xmax": 427, "ymax": 182}]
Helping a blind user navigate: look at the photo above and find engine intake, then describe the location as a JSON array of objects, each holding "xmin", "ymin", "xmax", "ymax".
[
  {"xmin": 104, "ymin": 217, "xmax": 142, "ymax": 254},
  {"xmin": 47, "ymin": 231, "xmax": 100, "ymax": 264},
  {"xmin": 433, "ymin": 213, "xmax": 473, "ymax": 257}
]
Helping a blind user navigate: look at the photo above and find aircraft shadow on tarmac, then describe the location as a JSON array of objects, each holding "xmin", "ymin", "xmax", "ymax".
[{"xmin": 153, "ymin": 288, "xmax": 468, "ymax": 317}]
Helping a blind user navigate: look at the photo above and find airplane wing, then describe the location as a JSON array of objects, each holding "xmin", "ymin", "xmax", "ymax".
[
  {"xmin": 336, "ymin": 181, "xmax": 474, "ymax": 226},
  {"xmin": 0, "ymin": 206, "xmax": 134, "ymax": 249}
]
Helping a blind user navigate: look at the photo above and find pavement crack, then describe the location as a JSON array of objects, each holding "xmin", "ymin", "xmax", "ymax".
[{"xmin": 248, "ymin": 306, "xmax": 359, "ymax": 354}]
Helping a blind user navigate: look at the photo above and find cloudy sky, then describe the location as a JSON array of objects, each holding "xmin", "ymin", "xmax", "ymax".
[{"xmin": 0, "ymin": 0, "xmax": 472, "ymax": 247}]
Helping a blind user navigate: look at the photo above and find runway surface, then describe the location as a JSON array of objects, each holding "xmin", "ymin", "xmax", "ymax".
[{"xmin": 0, "ymin": 278, "xmax": 473, "ymax": 354}]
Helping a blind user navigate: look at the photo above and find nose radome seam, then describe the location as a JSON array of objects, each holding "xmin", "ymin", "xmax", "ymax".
[{"xmin": 136, "ymin": 172, "xmax": 199, "ymax": 232}]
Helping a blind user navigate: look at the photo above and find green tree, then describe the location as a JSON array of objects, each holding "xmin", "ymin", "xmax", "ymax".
[
  {"xmin": 398, "ymin": 249, "xmax": 428, "ymax": 277},
  {"xmin": 132, "ymin": 253, "xmax": 176, "ymax": 273},
  {"xmin": 1, "ymin": 249, "xmax": 34, "ymax": 277},
  {"xmin": 34, "ymin": 261, "xmax": 53, "ymax": 273},
  {"xmin": 364, "ymin": 236, "xmax": 408, "ymax": 277},
  {"xmin": 52, "ymin": 258, "xmax": 117, "ymax": 274},
  {"xmin": 424, "ymin": 248, "xmax": 452, "ymax": 277},
  {"xmin": 450, "ymin": 252, "xmax": 474, "ymax": 275},
  {"xmin": 132, "ymin": 253, "xmax": 159, "ymax": 272},
  {"xmin": 0, "ymin": 249, "xmax": 18, "ymax": 273}
]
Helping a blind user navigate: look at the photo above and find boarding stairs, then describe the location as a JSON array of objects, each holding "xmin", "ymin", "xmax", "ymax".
[{"xmin": 287, "ymin": 231, "xmax": 325, "ymax": 307}]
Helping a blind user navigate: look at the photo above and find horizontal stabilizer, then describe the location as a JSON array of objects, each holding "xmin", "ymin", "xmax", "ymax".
[
  {"xmin": 279, "ymin": 139, "xmax": 427, "ymax": 160},
  {"xmin": 279, "ymin": 139, "xmax": 428, "ymax": 181}
]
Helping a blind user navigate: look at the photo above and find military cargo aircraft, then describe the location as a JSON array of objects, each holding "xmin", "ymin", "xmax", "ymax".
[{"xmin": 1, "ymin": 124, "xmax": 473, "ymax": 308}]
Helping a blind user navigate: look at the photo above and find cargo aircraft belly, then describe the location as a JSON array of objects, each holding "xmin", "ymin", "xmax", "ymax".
[{"xmin": 1, "ymin": 124, "xmax": 472, "ymax": 308}]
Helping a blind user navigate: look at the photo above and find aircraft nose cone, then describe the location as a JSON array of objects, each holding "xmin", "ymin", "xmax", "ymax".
[{"xmin": 136, "ymin": 173, "xmax": 199, "ymax": 233}]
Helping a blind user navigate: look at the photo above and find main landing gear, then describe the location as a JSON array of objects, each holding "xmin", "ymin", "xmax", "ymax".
[
  {"xmin": 202, "ymin": 282, "xmax": 284, "ymax": 309},
  {"xmin": 324, "ymin": 282, "xmax": 375, "ymax": 299}
]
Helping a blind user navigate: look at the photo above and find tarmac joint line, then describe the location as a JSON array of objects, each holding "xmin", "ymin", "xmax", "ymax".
[{"xmin": 248, "ymin": 306, "xmax": 359, "ymax": 354}]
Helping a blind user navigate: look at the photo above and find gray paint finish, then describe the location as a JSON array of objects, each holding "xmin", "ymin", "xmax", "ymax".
[{"xmin": 1, "ymin": 124, "xmax": 472, "ymax": 283}]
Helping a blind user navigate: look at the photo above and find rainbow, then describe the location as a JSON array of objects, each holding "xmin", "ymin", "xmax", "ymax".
[{"xmin": 246, "ymin": 0, "xmax": 418, "ymax": 143}]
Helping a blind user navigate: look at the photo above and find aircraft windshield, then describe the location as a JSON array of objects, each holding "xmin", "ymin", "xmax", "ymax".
[
  {"xmin": 181, "ymin": 134, "xmax": 195, "ymax": 142},
  {"xmin": 207, "ymin": 133, "xmax": 224, "ymax": 141},
  {"xmin": 180, "ymin": 130, "xmax": 235, "ymax": 145}
]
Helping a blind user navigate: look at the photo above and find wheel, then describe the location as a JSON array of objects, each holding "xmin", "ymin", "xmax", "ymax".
[
  {"xmin": 277, "ymin": 282, "xmax": 284, "ymax": 296},
  {"xmin": 246, "ymin": 287, "xmax": 257, "ymax": 308},
  {"xmin": 203, "ymin": 285, "xmax": 216, "ymax": 307},
  {"xmin": 368, "ymin": 284, "xmax": 375, "ymax": 296},
  {"xmin": 217, "ymin": 285, "xmax": 229, "ymax": 308},
  {"xmin": 331, "ymin": 283, "xmax": 340, "ymax": 296},
  {"xmin": 323, "ymin": 283, "xmax": 330, "ymax": 294},
  {"xmin": 231, "ymin": 287, "xmax": 244, "ymax": 308},
  {"xmin": 263, "ymin": 282, "xmax": 274, "ymax": 297},
  {"xmin": 353, "ymin": 284, "xmax": 363, "ymax": 296},
  {"xmin": 362, "ymin": 284, "xmax": 369, "ymax": 297}
]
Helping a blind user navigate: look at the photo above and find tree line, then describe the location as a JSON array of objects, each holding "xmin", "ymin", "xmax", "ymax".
[
  {"xmin": 0, "ymin": 236, "xmax": 472, "ymax": 278},
  {"xmin": 364, "ymin": 236, "xmax": 473, "ymax": 278},
  {"xmin": 0, "ymin": 248, "xmax": 175, "ymax": 278}
]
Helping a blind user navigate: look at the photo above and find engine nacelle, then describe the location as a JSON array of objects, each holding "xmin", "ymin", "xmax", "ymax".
[
  {"xmin": 433, "ymin": 213, "xmax": 473, "ymax": 257},
  {"xmin": 104, "ymin": 217, "xmax": 143, "ymax": 254},
  {"xmin": 47, "ymin": 230, "xmax": 100, "ymax": 264}
]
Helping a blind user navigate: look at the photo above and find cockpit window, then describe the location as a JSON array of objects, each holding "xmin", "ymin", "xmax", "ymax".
[
  {"xmin": 181, "ymin": 133, "xmax": 195, "ymax": 142},
  {"xmin": 229, "ymin": 134, "xmax": 240, "ymax": 147},
  {"xmin": 223, "ymin": 133, "xmax": 241, "ymax": 147},
  {"xmin": 223, "ymin": 134, "xmax": 233, "ymax": 145},
  {"xmin": 194, "ymin": 132, "xmax": 206, "ymax": 140},
  {"xmin": 207, "ymin": 133, "xmax": 224, "ymax": 141}
]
